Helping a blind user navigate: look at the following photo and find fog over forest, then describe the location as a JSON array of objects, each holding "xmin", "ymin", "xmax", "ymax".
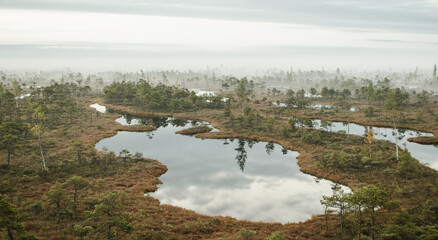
[{"xmin": 2, "ymin": 66, "xmax": 438, "ymax": 94}]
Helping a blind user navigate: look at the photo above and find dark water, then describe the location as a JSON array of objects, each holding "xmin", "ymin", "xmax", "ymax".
[
  {"xmin": 96, "ymin": 115, "xmax": 349, "ymax": 223},
  {"xmin": 309, "ymin": 120, "xmax": 438, "ymax": 170}
]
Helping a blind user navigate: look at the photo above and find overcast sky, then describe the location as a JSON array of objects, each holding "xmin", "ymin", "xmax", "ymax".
[{"xmin": 0, "ymin": 0, "xmax": 437, "ymax": 71}]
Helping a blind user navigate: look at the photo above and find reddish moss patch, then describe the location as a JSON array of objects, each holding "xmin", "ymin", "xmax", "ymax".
[{"xmin": 407, "ymin": 136, "xmax": 438, "ymax": 144}]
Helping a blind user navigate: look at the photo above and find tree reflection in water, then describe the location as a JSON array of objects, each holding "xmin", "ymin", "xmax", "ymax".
[
  {"xmin": 169, "ymin": 118, "xmax": 187, "ymax": 127},
  {"xmin": 265, "ymin": 142, "xmax": 275, "ymax": 155},
  {"xmin": 125, "ymin": 114, "xmax": 133, "ymax": 124},
  {"xmin": 235, "ymin": 139, "xmax": 247, "ymax": 172},
  {"xmin": 247, "ymin": 140, "xmax": 256, "ymax": 149},
  {"xmin": 121, "ymin": 115, "xmax": 206, "ymax": 130},
  {"xmin": 281, "ymin": 147, "xmax": 288, "ymax": 154}
]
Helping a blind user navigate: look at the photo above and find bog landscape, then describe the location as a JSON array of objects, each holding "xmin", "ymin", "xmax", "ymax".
[
  {"xmin": 1, "ymin": 1, "xmax": 438, "ymax": 240},
  {"xmin": 1, "ymin": 69, "xmax": 438, "ymax": 239}
]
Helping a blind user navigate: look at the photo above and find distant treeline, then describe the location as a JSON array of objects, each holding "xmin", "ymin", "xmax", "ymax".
[{"xmin": 103, "ymin": 80, "xmax": 224, "ymax": 112}]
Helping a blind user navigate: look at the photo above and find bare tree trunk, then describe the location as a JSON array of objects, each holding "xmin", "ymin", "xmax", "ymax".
[{"xmin": 38, "ymin": 133, "xmax": 46, "ymax": 169}]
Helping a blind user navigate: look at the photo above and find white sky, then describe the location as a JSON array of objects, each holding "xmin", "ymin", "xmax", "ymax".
[
  {"xmin": 2, "ymin": 9, "xmax": 438, "ymax": 50},
  {"xmin": 0, "ymin": 1, "xmax": 437, "ymax": 71}
]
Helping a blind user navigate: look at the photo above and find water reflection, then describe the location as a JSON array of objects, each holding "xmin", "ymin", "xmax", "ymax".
[
  {"xmin": 116, "ymin": 115, "xmax": 189, "ymax": 128},
  {"xmin": 115, "ymin": 115, "xmax": 213, "ymax": 138},
  {"xmin": 272, "ymin": 102, "xmax": 358, "ymax": 112},
  {"xmin": 281, "ymin": 147, "xmax": 288, "ymax": 154},
  {"xmin": 307, "ymin": 119, "xmax": 437, "ymax": 170},
  {"xmin": 90, "ymin": 103, "xmax": 106, "ymax": 113},
  {"xmin": 265, "ymin": 142, "xmax": 275, "ymax": 155},
  {"xmin": 311, "ymin": 104, "xmax": 358, "ymax": 112},
  {"xmin": 235, "ymin": 139, "xmax": 247, "ymax": 172},
  {"xmin": 96, "ymin": 116, "xmax": 350, "ymax": 223}
]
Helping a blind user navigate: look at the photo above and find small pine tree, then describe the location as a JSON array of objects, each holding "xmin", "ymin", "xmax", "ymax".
[
  {"xmin": 224, "ymin": 104, "xmax": 231, "ymax": 117},
  {"xmin": 46, "ymin": 183, "xmax": 67, "ymax": 224},
  {"xmin": 0, "ymin": 195, "xmax": 23, "ymax": 239}
]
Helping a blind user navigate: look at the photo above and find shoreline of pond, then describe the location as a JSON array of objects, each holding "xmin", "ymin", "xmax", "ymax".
[
  {"xmin": 407, "ymin": 136, "xmax": 438, "ymax": 144},
  {"xmin": 95, "ymin": 114, "xmax": 352, "ymax": 223},
  {"xmin": 102, "ymin": 102, "xmax": 437, "ymax": 169},
  {"xmin": 92, "ymin": 100, "xmax": 438, "ymax": 172},
  {"xmin": 89, "ymin": 100, "xmax": 437, "ymax": 222},
  {"xmin": 90, "ymin": 102, "xmax": 360, "ymax": 223},
  {"xmin": 90, "ymin": 102, "xmax": 360, "ymax": 192}
]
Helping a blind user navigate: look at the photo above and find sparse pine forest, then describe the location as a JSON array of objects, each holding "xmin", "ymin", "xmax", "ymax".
[{"xmin": 0, "ymin": 70, "xmax": 438, "ymax": 240}]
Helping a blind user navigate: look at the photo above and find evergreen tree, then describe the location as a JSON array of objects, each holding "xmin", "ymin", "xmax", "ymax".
[
  {"xmin": 349, "ymin": 186, "xmax": 393, "ymax": 240},
  {"xmin": 63, "ymin": 176, "xmax": 90, "ymax": 219},
  {"xmin": 46, "ymin": 183, "xmax": 67, "ymax": 224},
  {"xmin": 0, "ymin": 195, "xmax": 23, "ymax": 240},
  {"xmin": 86, "ymin": 192, "xmax": 132, "ymax": 240},
  {"xmin": 0, "ymin": 121, "xmax": 26, "ymax": 166}
]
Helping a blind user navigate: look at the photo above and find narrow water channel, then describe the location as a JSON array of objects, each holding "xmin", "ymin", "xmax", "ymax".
[{"xmin": 308, "ymin": 120, "xmax": 438, "ymax": 170}]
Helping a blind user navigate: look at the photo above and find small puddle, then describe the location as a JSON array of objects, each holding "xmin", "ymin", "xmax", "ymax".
[{"xmin": 90, "ymin": 103, "xmax": 106, "ymax": 113}]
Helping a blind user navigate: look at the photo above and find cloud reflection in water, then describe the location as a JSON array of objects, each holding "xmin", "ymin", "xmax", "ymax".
[{"xmin": 96, "ymin": 116, "xmax": 349, "ymax": 223}]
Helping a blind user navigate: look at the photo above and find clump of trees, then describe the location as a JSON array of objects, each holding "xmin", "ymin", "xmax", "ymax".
[
  {"xmin": 321, "ymin": 185, "xmax": 398, "ymax": 239},
  {"xmin": 0, "ymin": 121, "xmax": 27, "ymax": 166},
  {"xmin": 0, "ymin": 195, "xmax": 38, "ymax": 240},
  {"xmin": 316, "ymin": 139, "xmax": 421, "ymax": 177},
  {"xmin": 321, "ymin": 185, "xmax": 438, "ymax": 240},
  {"xmin": 226, "ymin": 106, "xmax": 265, "ymax": 132},
  {"xmin": 80, "ymin": 192, "xmax": 132, "ymax": 239},
  {"xmin": 103, "ymin": 80, "xmax": 225, "ymax": 112},
  {"xmin": 0, "ymin": 82, "xmax": 92, "ymax": 168},
  {"xmin": 45, "ymin": 177, "xmax": 132, "ymax": 240}
]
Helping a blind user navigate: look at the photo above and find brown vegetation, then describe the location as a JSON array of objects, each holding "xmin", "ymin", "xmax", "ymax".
[
  {"xmin": 175, "ymin": 126, "xmax": 213, "ymax": 135},
  {"xmin": 2, "ymin": 92, "xmax": 438, "ymax": 239},
  {"xmin": 407, "ymin": 136, "xmax": 438, "ymax": 144}
]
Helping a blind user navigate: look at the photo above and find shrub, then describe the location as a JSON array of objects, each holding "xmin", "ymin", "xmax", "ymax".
[
  {"xmin": 181, "ymin": 219, "xmax": 213, "ymax": 234},
  {"xmin": 364, "ymin": 106, "xmax": 374, "ymax": 117},
  {"xmin": 301, "ymin": 130, "xmax": 323, "ymax": 145},
  {"xmin": 237, "ymin": 229, "xmax": 256, "ymax": 240},
  {"xmin": 264, "ymin": 231, "xmax": 286, "ymax": 240}
]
